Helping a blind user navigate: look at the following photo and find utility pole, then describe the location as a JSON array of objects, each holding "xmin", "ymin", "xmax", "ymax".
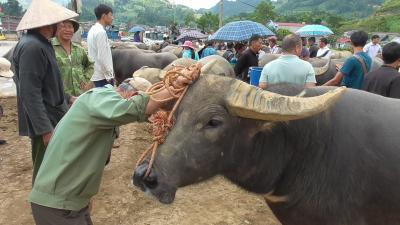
[{"xmin": 219, "ymin": 0, "xmax": 224, "ymax": 28}]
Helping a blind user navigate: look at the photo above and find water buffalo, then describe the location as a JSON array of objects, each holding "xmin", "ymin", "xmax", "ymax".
[
  {"xmin": 259, "ymin": 54, "xmax": 383, "ymax": 85},
  {"xmin": 135, "ymin": 56, "xmax": 234, "ymax": 84},
  {"xmin": 112, "ymin": 49, "xmax": 177, "ymax": 84},
  {"xmin": 331, "ymin": 50, "xmax": 353, "ymax": 59},
  {"xmin": 164, "ymin": 58, "xmax": 197, "ymax": 71},
  {"xmin": 132, "ymin": 67, "xmax": 166, "ymax": 84},
  {"xmin": 3, "ymin": 46, "xmax": 15, "ymax": 62},
  {"xmin": 134, "ymin": 75, "xmax": 400, "ymax": 225},
  {"xmin": 161, "ymin": 45, "xmax": 183, "ymax": 58},
  {"xmin": 198, "ymin": 55, "xmax": 235, "ymax": 77}
]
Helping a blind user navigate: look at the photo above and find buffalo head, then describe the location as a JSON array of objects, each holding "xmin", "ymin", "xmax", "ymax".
[{"xmin": 133, "ymin": 75, "xmax": 345, "ymax": 204}]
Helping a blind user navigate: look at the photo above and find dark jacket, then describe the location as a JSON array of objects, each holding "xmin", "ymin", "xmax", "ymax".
[
  {"xmin": 234, "ymin": 48, "xmax": 258, "ymax": 82},
  {"xmin": 309, "ymin": 44, "xmax": 319, "ymax": 58},
  {"xmin": 12, "ymin": 31, "xmax": 69, "ymax": 137},
  {"xmin": 363, "ymin": 65, "xmax": 400, "ymax": 98}
]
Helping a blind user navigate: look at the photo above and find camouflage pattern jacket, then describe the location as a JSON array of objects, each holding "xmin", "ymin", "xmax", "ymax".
[{"xmin": 52, "ymin": 38, "xmax": 94, "ymax": 96}]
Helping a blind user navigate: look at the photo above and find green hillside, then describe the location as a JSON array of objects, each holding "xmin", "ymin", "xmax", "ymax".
[
  {"xmin": 277, "ymin": 0, "xmax": 384, "ymax": 18},
  {"xmin": 203, "ymin": 0, "xmax": 385, "ymax": 18},
  {"xmin": 205, "ymin": 0, "xmax": 263, "ymax": 17},
  {"xmin": 340, "ymin": 0, "xmax": 400, "ymax": 33},
  {"xmin": 79, "ymin": 0, "xmax": 195, "ymax": 26}
]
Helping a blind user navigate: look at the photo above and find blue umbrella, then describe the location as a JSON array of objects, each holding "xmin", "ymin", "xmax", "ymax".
[
  {"xmin": 295, "ymin": 24, "xmax": 334, "ymax": 37},
  {"xmin": 177, "ymin": 30, "xmax": 208, "ymax": 41},
  {"xmin": 209, "ymin": 20, "xmax": 275, "ymax": 42},
  {"xmin": 129, "ymin": 26, "xmax": 145, "ymax": 33}
]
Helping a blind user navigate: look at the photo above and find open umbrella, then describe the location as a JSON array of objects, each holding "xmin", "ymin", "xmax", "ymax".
[
  {"xmin": 129, "ymin": 26, "xmax": 145, "ymax": 33},
  {"xmin": 209, "ymin": 20, "xmax": 275, "ymax": 42},
  {"xmin": 295, "ymin": 25, "xmax": 334, "ymax": 37},
  {"xmin": 177, "ymin": 30, "xmax": 208, "ymax": 41}
]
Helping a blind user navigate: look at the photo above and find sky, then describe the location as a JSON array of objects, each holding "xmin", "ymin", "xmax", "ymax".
[{"xmin": 171, "ymin": 0, "xmax": 222, "ymax": 10}]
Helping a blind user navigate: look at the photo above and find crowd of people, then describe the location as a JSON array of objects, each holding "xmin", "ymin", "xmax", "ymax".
[{"xmin": 1, "ymin": 0, "xmax": 400, "ymax": 224}]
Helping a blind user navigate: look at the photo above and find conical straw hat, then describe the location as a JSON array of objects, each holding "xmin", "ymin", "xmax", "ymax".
[{"xmin": 17, "ymin": 0, "xmax": 78, "ymax": 31}]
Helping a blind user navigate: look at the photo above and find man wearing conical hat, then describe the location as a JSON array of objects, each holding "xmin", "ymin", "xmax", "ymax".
[{"xmin": 12, "ymin": 0, "xmax": 78, "ymax": 186}]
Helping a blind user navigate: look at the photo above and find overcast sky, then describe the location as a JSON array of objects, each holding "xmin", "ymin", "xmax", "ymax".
[{"xmin": 171, "ymin": 0, "xmax": 222, "ymax": 9}]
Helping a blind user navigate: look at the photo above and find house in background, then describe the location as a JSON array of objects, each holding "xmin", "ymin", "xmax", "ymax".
[{"xmin": 275, "ymin": 22, "xmax": 306, "ymax": 33}]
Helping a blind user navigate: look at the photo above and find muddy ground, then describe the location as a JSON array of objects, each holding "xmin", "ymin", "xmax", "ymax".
[{"xmin": 0, "ymin": 97, "xmax": 281, "ymax": 225}]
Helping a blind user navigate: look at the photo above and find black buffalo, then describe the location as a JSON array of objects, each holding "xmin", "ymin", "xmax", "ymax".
[
  {"xmin": 134, "ymin": 75, "xmax": 400, "ymax": 225},
  {"xmin": 112, "ymin": 49, "xmax": 177, "ymax": 84}
]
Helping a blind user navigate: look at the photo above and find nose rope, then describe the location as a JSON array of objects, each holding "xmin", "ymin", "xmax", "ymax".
[{"xmin": 135, "ymin": 64, "xmax": 202, "ymax": 178}]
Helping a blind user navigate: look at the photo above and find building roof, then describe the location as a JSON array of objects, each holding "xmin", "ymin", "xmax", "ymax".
[
  {"xmin": 276, "ymin": 22, "xmax": 306, "ymax": 27},
  {"xmin": 337, "ymin": 37, "xmax": 351, "ymax": 43}
]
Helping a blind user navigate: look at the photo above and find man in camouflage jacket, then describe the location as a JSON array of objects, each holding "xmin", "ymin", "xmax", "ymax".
[{"xmin": 53, "ymin": 19, "xmax": 94, "ymax": 96}]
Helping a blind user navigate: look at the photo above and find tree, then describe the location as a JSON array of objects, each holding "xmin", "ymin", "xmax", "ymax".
[
  {"xmin": 251, "ymin": 0, "xmax": 277, "ymax": 24},
  {"xmin": 196, "ymin": 12, "xmax": 219, "ymax": 33},
  {"xmin": 276, "ymin": 28, "xmax": 292, "ymax": 40},
  {"xmin": 0, "ymin": 0, "xmax": 23, "ymax": 17},
  {"xmin": 184, "ymin": 11, "xmax": 196, "ymax": 27}
]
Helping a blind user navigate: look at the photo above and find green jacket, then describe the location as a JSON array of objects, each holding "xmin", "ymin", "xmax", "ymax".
[
  {"xmin": 29, "ymin": 85, "xmax": 149, "ymax": 211},
  {"xmin": 52, "ymin": 38, "xmax": 94, "ymax": 96}
]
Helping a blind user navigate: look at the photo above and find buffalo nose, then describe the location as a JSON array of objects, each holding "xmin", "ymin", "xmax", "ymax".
[{"xmin": 133, "ymin": 162, "xmax": 158, "ymax": 191}]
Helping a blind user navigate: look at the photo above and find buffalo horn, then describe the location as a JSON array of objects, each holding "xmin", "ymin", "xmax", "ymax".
[
  {"xmin": 226, "ymin": 80, "xmax": 346, "ymax": 121},
  {"xmin": 314, "ymin": 59, "xmax": 331, "ymax": 76}
]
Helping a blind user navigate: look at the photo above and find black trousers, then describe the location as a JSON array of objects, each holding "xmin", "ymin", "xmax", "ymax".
[{"xmin": 31, "ymin": 203, "xmax": 93, "ymax": 225}]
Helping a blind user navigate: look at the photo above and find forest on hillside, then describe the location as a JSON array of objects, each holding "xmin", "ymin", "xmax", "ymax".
[
  {"xmin": 205, "ymin": 0, "xmax": 386, "ymax": 18},
  {"xmin": 277, "ymin": 0, "xmax": 384, "ymax": 18}
]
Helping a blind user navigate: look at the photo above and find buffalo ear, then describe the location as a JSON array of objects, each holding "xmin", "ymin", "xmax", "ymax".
[{"xmin": 246, "ymin": 121, "xmax": 277, "ymax": 139}]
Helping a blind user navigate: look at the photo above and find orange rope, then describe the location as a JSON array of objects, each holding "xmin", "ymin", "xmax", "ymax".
[{"xmin": 135, "ymin": 64, "xmax": 202, "ymax": 177}]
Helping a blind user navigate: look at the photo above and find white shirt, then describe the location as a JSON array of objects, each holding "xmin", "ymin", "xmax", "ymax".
[
  {"xmin": 87, "ymin": 22, "xmax": 114, "ymax": 81},
  {"xmin": 363, "ymin": 42, "xmax": 382, "ymax": 59},
  {"xmin": 316, "ymin": 46, "xmax": 331, "ymax": 59},
  {"xmin": 270, "ymin": 45, "xmax": 282, "ymax": 54},
  {"xmin": 258, "ymin": 50, "xmax": 266, "ymax": 59}
]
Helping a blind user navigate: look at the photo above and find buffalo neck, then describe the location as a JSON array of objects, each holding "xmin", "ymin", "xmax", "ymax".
[{"xmin": 223, "ymin": 114, "xmax": 332, "ymax": 198}]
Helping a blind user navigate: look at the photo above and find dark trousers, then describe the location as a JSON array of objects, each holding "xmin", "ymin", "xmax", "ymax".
[
  {"xmin": 93, "ymin": 79, "xmax": 114, "ymax": 87},
  {"xmin": 31, "ymin": 136, "xmax": 46, "ymax": 185},
  {"xmin": 31, "ymin": 203, "xmax": 93, "ymax": 225}
]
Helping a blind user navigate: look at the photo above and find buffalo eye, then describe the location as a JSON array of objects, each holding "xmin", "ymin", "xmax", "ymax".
[{"xmin": 205, "ymin": 119, "xmax": 223, "ymax": 128}]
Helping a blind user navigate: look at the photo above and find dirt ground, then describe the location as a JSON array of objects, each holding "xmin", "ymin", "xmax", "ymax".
[{"xmin": 0, "ymin": 97, "xmax": 281, "ymax": 225}]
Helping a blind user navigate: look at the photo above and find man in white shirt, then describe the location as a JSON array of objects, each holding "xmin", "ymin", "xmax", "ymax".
[
  {"xmin": 316, "ymin": 38, "xmax": 331, "ymax": 59},
  {"xmin": 87, "ymin": 4, "xmax": 115, "ymax": 87},
  {"xmin": 363, "ymin": 34, "xmax": 382, "ymax": 59},
  {"xmin": 269, "ymin": 36, "xmax": 282, "ymax": 54}
]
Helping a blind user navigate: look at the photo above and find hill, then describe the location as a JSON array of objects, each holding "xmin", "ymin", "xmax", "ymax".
[
  {"xmin": 277, "ymin": 0, "xmax": 384, "ymax": 18},
  {"xmin": 203, "ymin": 0, "xmax": 385, "ymax": 18},
  {"xmin": 79, "ymin": 0, "xmax": 195, "ymax": 27},
  {"xmin": 18, "ymin": 0, "xmax": 70, "ymax": 8},
  {"xmin": 204, "ymin": 0, "xmax": 263, "ymax": 17},
  {"xmin": 340, "ymin": 0, "xmax": 400, "ymax": 33}
]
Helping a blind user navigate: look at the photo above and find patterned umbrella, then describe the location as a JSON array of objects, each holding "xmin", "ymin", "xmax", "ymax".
[
  {"xmin": 209, "ymin": 20, "xmax": 275, "ymax": 42},
  {"xmin": 129, "ymin": 26, "xmax": 145, "ymax": 33},
  {"xmin": 295, "ymin": 24, "xmax": 334, "ymax": 37},
  {"xmin": 177, "ymin": 30, "xmax": 208, "ymax": 41}
]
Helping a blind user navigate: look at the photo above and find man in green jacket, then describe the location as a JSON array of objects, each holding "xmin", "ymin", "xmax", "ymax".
[
  {"xmin": 29, "ymin": 65, "xmax": 200, "ymax": 225},
  {"xmin": 53, "ymin": 19, "xmax": 94, "ymax": 96}
]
